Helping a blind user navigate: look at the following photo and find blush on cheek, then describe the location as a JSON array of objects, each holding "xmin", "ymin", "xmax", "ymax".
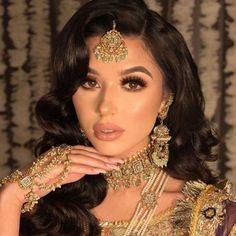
[
  {"xmin": 126, "ymin": 108, "xmax": 157, "ymax": 133},
  {"xmin": 126, "ymin": 97, "xmax": 160, "ymax": 120}
]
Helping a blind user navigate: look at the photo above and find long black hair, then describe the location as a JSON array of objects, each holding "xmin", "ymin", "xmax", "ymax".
[{"xmin": 20, "ymin": 0, "xmax": 218, "ymax": 235}]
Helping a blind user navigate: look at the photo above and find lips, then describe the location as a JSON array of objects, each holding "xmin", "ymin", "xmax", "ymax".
[{"xmin": 93, "ymin": 123, "xmax": 125, "ymax": 141}]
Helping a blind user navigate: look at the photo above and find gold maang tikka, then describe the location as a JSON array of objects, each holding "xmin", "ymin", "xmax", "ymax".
[
  {"xmin": 93, "ymin": 21, "xmax": 128, "ymax": 63},
  {"xmin": 150, "ymin": 94, "xmax": 174, "ymax": 168}
]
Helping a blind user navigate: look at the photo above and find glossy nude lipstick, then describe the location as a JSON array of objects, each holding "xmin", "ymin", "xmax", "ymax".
[{"xmin": 93, "ymin": 123, "xmax": 124, "ymax": 141}]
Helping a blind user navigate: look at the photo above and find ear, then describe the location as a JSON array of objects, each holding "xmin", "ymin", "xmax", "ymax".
[
  {"xmin": 157, "ymin": 93, "xmax": 174, "ymax": 116},
  {"xmin": 158, "ymin": 92, "xmax": 170, "ymax": 113},
  {"xmin": 158, "ymin": 99, "xmax": 167, "ymax": 114}
]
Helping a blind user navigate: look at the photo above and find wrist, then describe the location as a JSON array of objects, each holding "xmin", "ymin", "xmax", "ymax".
[{"xmin": 0, "ymin": 182, "xmax": 25, "ymax": 209}]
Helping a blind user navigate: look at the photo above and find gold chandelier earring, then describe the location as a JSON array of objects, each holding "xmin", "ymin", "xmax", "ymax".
[{"xmin": 150, "ymin": 95, "xmax": 174, "ymax": 168}]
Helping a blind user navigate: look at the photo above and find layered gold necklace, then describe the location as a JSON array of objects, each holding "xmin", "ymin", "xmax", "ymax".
[{"xmin": 103, "ymin": 145, "xmax": 169, "ymax": 236}]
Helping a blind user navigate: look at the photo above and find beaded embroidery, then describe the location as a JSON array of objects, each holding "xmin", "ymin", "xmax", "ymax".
[{"xmin": 100, "ymin": 180, "xmax": 236, "ymax": 236}]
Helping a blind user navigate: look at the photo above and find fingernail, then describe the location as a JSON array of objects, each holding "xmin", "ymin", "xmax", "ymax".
[
  {"xmin": 94, "ymin": 169, "xmax": 107, "ymax": 174},
  {"xmin": 110, "ymin": 158, "xmax": 124, "ymax": 164},
  {"xmin": 106, "ymin": 164, "xmax": 120, "ymax": 170}
]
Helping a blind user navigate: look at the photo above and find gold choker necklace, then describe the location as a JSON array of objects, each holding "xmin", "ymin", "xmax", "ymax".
[{"xmin": 104, "ymin": 144, "xmax": 159, "ymax": 191}]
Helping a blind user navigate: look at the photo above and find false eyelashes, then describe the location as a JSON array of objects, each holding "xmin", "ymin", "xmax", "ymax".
[
  {"xmin": 81, "ymin": 75, "xmax": 148, "ymax": 91},
  {"xmin": 121, "ymin": 76, "xmax": 147, "ymax": 91}
]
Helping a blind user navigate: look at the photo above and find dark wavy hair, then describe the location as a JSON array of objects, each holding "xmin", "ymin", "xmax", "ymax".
[{"xmin": 20, "ymin": 0, "xmax": 218, "ymax": 235}]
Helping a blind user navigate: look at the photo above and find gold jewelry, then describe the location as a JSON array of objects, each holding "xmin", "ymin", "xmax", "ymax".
[
  {"xmin": 124, "ymin": 170, "xmax": 168, "ymax": 236},
  {"xmin": 22, "ymin": 192, "xmax": 40, "ymax": 213},
  {"xmin": 150, "ymin": 95, "xmax": 173, "ymax": 168},
  {"xmin": 0, "ymin": 144, "xmax": 71, "ymax": 213},
  {"xmin": 104, "ymin": 144, "xmax": 159, "ymax": 191},
  {"xmin": 94, "ymin": 21, "xmax": 128, "ymax": 63},
  {"xmin": 80, "ymin": 128, "xmax": 86, "ymax": 138},
  {"xmin": 0, "ymin": 170, "xmax": 22, "ymax": 187}
]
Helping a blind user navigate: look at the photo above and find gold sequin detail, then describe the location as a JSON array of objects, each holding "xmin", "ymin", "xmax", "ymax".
[{"xmin": 100, "ymin": 180, "xmax": 236, "ymax": 236}]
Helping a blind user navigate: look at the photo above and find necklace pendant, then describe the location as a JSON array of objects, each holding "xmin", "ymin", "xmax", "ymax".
[
  {"xmin": 142, "ymin": 191, "xmax": 157, "ymax": 207},
  {"xmin": 133, "ymin": 160, "xmax": 144, "ymax": 174}
]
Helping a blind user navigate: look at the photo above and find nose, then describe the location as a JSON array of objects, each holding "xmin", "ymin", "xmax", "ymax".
[{"xmin": 97, "ymin": 88, "xmax": 117, "ymax": 117}]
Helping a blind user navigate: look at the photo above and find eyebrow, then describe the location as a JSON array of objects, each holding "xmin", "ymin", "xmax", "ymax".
[
  {"xmin": 88, "ymin": 66, "xmax": 153, "ymax": 79},
  {"xmin": 120, "ymin": 66, "xmax": 153, "ymax": 79},
  {"xmin": 88, "ymin": 68, "xmax": 99, "ymax": 75}
]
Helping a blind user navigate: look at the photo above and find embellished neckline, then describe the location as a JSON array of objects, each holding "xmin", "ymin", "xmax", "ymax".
[
  {"xmin": 99, "ymin": 205, "xmax": 175, "ymax": 227},
  {"xmin": 98, "ymin": 177, "xmax": 185, "ymax": 227},
  {"xmin": 99, "ymin": 180, "xmax": 234, "ymax": 236},
  {"xmin": 99, "ymin": 180, "xmax": 232, "ymax": 225}
]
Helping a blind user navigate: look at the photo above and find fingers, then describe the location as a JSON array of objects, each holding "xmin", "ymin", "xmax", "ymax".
[
  {"xmin": 73, "ymin": 145, "xmax": 100, "ymax": 153},
  {"xmin": 69, "ymin": 164, "xmax": 107, "ymax": 175},
  {"xmin": 38, "ymin": 144, "xmax": 122, "ymax": 184},
  {"xmin": 23, "ymin": 145, "xmax": 123, "ymax": 196},
  {"xmin": 69, "ymin": 146, "xmax": 124, "ymax": 172},
  {"xmin": 34, "ymin": 162, "xmax": 108, "ymax": 189},
  {"xmin": 71, "ymin": 145, "xmax": 124, "ymax": 164},
  {"xmin": 69, "ymin": 154, "xmax": 120, "ymax": 171}
]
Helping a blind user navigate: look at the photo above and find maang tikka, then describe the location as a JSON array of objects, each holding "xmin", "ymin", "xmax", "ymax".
[
  {"xmin": 150, "ymin": 95, "xmax": 174, "ymax": 168},
  {"xmin": 93, "ymin": 20, "xmax": 128, "ymax": 63}
]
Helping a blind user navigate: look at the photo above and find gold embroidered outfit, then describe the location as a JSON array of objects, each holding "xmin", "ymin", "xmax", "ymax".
[{"xmin": 100, "ymin": 180, "xmax": 236, "ymax": 236}]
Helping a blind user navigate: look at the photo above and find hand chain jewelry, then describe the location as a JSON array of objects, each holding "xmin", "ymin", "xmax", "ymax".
[{"xmin": 0, "ymin": 144, "xmax": 72, "ymax": 213}]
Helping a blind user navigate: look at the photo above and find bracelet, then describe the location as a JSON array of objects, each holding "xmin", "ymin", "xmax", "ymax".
[
  {"xmin": 0, "ymin": 144, "xmax": 71, "ymax": 213},
  {"xmin": 0, "ymin": 170, "xmax": 23, "ymax": 187}
]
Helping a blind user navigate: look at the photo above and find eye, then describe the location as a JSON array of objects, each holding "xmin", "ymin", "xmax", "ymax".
[
  {"xmin": 81, "ymin": 78, "xmax": 100, "ymax": 89},
  {"xmin": 121, "ymin": 76, "xmax": 147, "ymax": 91}
]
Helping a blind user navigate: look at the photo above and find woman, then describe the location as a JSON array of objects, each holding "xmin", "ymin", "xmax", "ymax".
[{"xmin": 0, "ymin": 0, "xmax": 235, "ymax": 235}]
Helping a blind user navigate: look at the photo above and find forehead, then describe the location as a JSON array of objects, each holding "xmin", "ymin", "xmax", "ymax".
[{"xmin": 86, "ymin": 36, "xmax": 160, "ymax": 73}]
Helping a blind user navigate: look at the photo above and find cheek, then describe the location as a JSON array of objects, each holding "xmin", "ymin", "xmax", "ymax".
[
  {"xmin": 122, "ymin": 94, "xmax": 161, "ymax": 138},
  {"xmin": 124, "ymin": 92, "xmax": 161, "ymax": 122},
  {"xmin": 119, "ymin": 103, "xmax": 159, "ymax": 151},
  {"xmin": 72, "ymin": 91, "xmax": 90, "ymax": 121}
]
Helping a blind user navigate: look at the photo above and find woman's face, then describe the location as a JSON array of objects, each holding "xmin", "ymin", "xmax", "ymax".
[{"xmin": 72, "ymin": 36, "xmax": 166, "ymax": 158}]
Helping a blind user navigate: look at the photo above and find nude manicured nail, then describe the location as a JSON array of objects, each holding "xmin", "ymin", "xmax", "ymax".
[
  {"xmin": 110, "ymin": 158, "xmax": 124, "ymax": 164},
  {"xmin": 94, "ymin": 169, "xmax": 107, "ymax": 174},
  {"xmin": 106, "ymin": 164, "xmax": 120, "ymax": 170}
]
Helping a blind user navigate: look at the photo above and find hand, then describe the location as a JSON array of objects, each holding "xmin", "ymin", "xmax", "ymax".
[
  {"xmin": 0, "ymin": 145, "xmax": 123, "ymax": 208},
  {"xmin": 48, "ymin": 144, "xmax": 123, "ymax": 186}
]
